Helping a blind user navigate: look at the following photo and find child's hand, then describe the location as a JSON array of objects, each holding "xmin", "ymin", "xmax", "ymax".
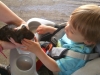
[
  {"xmin": 21, "ymin": 37, "xmax": 41, "ymax": 53},
  {"xmin": 36, "ymin": 25, "xmax": 57, "ymax": 34},
  {"xmin": 22, "ymin": 37, "xmax": 60, "ymax": 72},
  {"xmin": 36, "ymin": 25, "xmax": 49, "ymax": 34}
]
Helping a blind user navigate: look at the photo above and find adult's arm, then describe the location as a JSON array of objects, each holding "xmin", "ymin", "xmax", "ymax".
[
  {"xmin": 0, "ymin": 1, "xmax": 26, "ymax": 50},
  {"xmin": 0, "ymin": 1, "xmax": 26, "ymax": 26}
]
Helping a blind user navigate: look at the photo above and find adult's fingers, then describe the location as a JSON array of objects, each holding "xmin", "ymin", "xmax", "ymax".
[{"xmin": 9, "ymin": 37, "xmax": 22, "ymax": 47}]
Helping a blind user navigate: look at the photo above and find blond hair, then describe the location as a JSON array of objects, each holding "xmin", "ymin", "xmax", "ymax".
[{"xmin": 70, "ymin": 4, "xmax": 100, "ymax": 43}]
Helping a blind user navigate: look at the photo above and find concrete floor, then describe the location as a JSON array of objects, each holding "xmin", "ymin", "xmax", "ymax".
[{"xmin": 0, "ymin": 0, "xmax": 100, "ymax": 65}]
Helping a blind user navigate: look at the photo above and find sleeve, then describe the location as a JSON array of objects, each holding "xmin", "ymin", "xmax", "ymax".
[{"xmin": 56, "ymin": 56, "xmax": 86, "ymax": 73}]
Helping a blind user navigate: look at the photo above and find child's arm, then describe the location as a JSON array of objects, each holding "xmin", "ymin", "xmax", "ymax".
[
  {"xmin": 22, "ymin": 37, "xmax": 60, "ymax": 72},
  {"xmin": 35, "ymin": 47, "xmax": 60, "ymax": 71},
  {"xmin": 36, "ymin": 25, "xmax": 57, "ymax": 34}
]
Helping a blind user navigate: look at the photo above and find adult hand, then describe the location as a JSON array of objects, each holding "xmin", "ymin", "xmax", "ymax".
[
  {"xmin": 0, "ymin": 40, "xmax": 16, "ymax": 50},
  {"xmin": 9, "ymin": 37, "xmax": 23, "ymax": 49}
]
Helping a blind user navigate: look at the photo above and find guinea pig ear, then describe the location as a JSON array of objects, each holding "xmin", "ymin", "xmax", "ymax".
[{"xmin": 21, "ymin": 25, "xmax": 27, "ymax": 30}]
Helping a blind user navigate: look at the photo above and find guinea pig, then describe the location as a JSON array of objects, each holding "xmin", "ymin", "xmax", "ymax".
[{"xmin": 0, "ymin": 24, "xmax": 34, "ymax": 44}]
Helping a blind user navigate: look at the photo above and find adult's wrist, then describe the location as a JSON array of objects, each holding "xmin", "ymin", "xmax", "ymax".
[{"xmin": 15, "ymin": 21, "xmax": 26, "ymax": 26}]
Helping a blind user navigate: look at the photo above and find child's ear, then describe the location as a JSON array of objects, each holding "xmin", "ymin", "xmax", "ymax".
[{"xmin": 84, "ymin": 40, "xmax": 95, "ymax": 45}]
